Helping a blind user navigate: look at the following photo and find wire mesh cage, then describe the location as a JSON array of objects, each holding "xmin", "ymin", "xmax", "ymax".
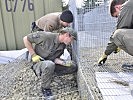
[{"xmin": 69, "ymin": 0, "xmax": 133, "ymax": 100}]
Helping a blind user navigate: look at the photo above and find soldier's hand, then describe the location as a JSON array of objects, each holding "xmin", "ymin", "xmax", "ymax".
[
  {"xmin": 113, "ymin": 47, "xmax": 121, "ymax": 53},
  {"xmin": 54, "ymin": 58, "xmax": 74, "ymax": 67},
  {"xmin": 98, "ymin": 53, "xmax": 107, "ymax": 66},
  {"xmin": 32, "ymin": 54, "xmax": 43, "ymax": 63},
  {"xmin": 62, "ymin": 60, "xmax": 74, "ymax": 67}
]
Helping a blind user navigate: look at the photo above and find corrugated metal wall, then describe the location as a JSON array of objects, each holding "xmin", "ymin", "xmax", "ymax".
[{"xmin": 0, "ymin": 0, "xmax": 62, "ymax": 50}]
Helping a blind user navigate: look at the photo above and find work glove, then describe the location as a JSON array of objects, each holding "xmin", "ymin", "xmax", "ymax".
[
  {"xmin": 31, "ymin": 54, "xmax": 43, "ymax": 63},
  {"xmin": 113, "ymin": 47, "xmax": 121, "ymax": 53},
  {"xmin": 98, "ymin": 53, "xmax": 108, "ymax": 66},
  {"xmin": 62, "ymin": 60, "xmax": 74, "ymax": 67}
]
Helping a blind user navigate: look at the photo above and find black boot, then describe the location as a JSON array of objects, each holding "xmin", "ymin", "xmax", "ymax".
[{"xmin": 41, "ymin": 87, "xmax": 55, "ymax": 100}]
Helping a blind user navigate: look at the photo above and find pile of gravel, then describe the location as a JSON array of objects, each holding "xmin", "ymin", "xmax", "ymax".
[{"xmin": 0, "ymin": 60, "xmax": 80, "ymax": 100}]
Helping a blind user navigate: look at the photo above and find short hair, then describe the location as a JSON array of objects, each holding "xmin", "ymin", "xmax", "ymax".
[{"xmin": 109, "ymin": 0, "xmax": 127, "ymax": 16}]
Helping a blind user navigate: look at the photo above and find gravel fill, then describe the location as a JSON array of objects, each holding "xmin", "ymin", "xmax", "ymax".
[{"xmin": 0, "ymin": 60, "xmax": 80, "ymax": 100}]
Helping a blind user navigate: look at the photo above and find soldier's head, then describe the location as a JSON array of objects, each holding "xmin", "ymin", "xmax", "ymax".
[
  {"xmin": 59, "ymin": 27, "xmax": 77, "ymax": 45},
  {"xmin": 109, "ymin": 0, "xmax": 127, "ymax": 17},
  {"xmin": 60, "ymin": 10, "xmax": 73, "ymax": 27}
]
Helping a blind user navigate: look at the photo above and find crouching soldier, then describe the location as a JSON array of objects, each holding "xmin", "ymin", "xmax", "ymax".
[{"xmin": 23, "ymin": 27, "xmax": 78, "ymax": 99}]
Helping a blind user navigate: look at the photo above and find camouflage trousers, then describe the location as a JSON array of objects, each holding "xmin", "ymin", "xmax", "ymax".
[
  {"xmin": 112, "ymin": 29, "xmax": 133, "ymax": 56},
  {"xmin": 32, "ymin": 60, "xmax": 77, "ymax": 89}
]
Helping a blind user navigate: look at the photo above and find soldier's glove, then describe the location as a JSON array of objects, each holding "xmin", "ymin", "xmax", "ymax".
[
  {"xmin": 62, "ymin": 60, "xmax": 73, "ymax": 67},
  {"xmin": 31, "ymin": 54, "xmax": 43, "ymax": 63},
  {"xmin": 98, "ymin": 53, "xmax": 108, "ymax": 66},
  {"xmin": 113, "ymin": 47, "xmax": 121, "ymax": 53}
]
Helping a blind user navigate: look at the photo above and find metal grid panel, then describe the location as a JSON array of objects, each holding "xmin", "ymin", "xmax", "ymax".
[
  {"xmin": 69, "ymin": 0, "xmax": 133, "ymax": 99},
  {"xmin": 78, "ymin": 47, "xmax": 133, "ymax": 99}
]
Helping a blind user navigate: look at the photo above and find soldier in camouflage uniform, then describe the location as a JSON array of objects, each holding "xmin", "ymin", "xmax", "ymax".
[
  {"xmin": 31, "ymin": 9, "xmax": 73, "ymax": 32},
  {"xmin": 31, "ymin": 10, "xmax": 74, "ymax": 62},
  {"xmin": 23, "ymin": 27, "xmax": 77, "ymax": 99},
  {"xmin": 98, "ymin": 0, "xmax": 133, "ymax": 70}
]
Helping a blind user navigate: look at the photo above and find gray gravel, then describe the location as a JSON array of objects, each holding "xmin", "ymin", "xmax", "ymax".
[{"xmin": 0, "ymin": 60, "xmax": 80, "ymax": 100}]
